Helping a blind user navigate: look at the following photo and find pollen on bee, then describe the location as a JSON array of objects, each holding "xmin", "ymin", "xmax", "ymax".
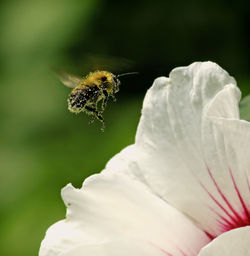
[
  {"xmin": 56, "ymin": 69, "xmax": 126, "ymax": 130},
  {"xmin": 68, "ymin": 90, "xmax": 87, "ymax": 113}
]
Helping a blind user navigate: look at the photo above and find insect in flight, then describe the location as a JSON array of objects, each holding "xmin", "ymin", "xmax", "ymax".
[{"xmin": 55, "ymin": 69, "xmax": 138, "ymax": 131}]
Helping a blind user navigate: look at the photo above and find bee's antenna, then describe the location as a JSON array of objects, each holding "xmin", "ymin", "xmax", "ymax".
[{"xmin": 117, "ymin": 72, "xmax": 139, "ymax": 78}]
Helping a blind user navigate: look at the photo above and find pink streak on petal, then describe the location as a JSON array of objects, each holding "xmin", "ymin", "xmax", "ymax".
[
  {"xmin": 206, "ymin": 167, "xmax": 245, "ymax": 225},
  {"xmin": 177, "ymin": 246, "xmax": 189, "ymax": 256},
  {"xmin": 199, "ymin": 181, "xmax": 238, "ymax": 225},
  {"xmin": 208, "ymin": 206, "xmax": 235, "ymax": 228},
  {"xmin": 205, "ymin": 231, "xmax": 215, "ymax": 240},
  {"xmin": 160, "ymin": 249, "xmax": 174, "ymax": 256},
  {"xmin": 200, "ymin": 166, "xmax": 250, "ymax": 235},
  {"xmin": 149, "ymin": 242, "xmax": 194, "ymax": 256},
  {"xmin": 148, "ymin": 242, "xmax": 174, "ymax": 256},
  {"xmin": 229, "ymin": 168, "xmax": 250, "ymax": 222}
]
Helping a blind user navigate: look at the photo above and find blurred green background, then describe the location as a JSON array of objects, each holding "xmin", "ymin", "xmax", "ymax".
[{"xmin": 0, "ymin": 0, "xmax": 249, "ymax": 255}]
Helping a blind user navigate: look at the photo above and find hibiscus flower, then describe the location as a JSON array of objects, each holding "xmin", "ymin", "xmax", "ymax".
[{"xmin": 39, "ymin": 62, "xmax": 250, "ymax": 256}]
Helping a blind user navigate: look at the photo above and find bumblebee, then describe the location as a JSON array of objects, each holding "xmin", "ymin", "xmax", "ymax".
[{"xmin": 55, "ymin": 69, "xmax": 137, "ymax": 130}]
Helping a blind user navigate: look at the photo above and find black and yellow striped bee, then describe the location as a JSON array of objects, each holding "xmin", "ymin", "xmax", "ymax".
[{"xmin": 55, "ymin": 69, "xmax": 137, "ymax": 130}]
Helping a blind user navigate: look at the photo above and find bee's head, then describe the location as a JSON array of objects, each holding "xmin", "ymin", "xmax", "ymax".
[
  {"xmin": 99, "ymin": 71, "xmax": 137, "ymax": 94},
  {"xmin": 112, "ymin": 75, "xmax": 121, "ymax": 93}
]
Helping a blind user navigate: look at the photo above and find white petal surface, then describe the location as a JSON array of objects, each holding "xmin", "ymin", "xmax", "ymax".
[
  {"xmin": 40, "ymin": 171, "xmax": 210, "ymax": 256},
  {"xmin": 116, "ymin": 62, "xmax": 250, "ymax": 236},
  {"xmin": 59, "ymin": 240, "xmax": 170, "ymax": 256},
  {"xmin": 198, "ymin": 226, "xmax": 250, "ymax": 256}
]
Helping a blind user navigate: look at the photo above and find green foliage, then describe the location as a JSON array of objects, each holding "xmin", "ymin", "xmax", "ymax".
[{"xmin": 240, "ymin": 95, "xmax": 250, "ymax": 121}]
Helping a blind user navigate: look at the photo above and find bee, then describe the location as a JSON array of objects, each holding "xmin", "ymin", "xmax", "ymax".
[{"xmin": 55, "ymin": 69, "xmax": 138, "ymax": 130}]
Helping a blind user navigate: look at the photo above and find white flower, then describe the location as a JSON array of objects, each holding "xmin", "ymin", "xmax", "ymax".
[{"xmin": 39, "ymin": 62, "xmax": 250, "ymax": 256}]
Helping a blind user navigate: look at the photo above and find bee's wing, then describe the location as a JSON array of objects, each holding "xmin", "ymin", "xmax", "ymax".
[
  {"xmin": 82, "ymin": 54, "xmax": 134, "ymax": 73},
  {"xmin": 53, "ymin": 69, "xmax": 82, "ymax": 88}
]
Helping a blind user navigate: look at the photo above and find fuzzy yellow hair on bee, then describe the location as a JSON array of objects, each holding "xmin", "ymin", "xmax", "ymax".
[{"xmin": 54, "ymin": 69, "xmax": 138, "ymax": 131}]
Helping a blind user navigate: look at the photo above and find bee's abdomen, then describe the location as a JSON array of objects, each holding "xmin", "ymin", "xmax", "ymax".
[{"xmin": 68, "ymin": 89, "xmax": 87, "ymax": 113}]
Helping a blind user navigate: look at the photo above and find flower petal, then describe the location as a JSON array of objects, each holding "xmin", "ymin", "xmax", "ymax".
[
  {"xmin": 198, "ymin": 226, "xmax": 250, "ymax": 256},
  {"xmin": 39, "ymin": 171, "xmax": 210, "ymax": 256},
  {"xmin": 127, "ymin": 62, "xmax": 249, "ymax": 236},
  {"xmin": 58, "ymin": 240, "xmax": 171, "ymax": 256},
  {"xmin": 208, "ymin": 118, "xmax": 250, "ymax": 224}
]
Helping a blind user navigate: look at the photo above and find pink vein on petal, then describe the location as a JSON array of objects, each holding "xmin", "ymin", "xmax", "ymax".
[
  {"xmin": 208, "ymin": 206, "xmax": 235, "ymax": 227},
  {"xmin": 199, "ymin": 180, "xmax": 238, "ymax": 226},
  {"xmin": 160, "ymin": 249, "xmax": 174, "ymax": 256},
  {"xmin": 206, "ymin": 167, "xmax": 245, "ymax": 225},
  {"xmin": 205, "ymin": 231, "xmax": 215, "ymax": 240},
  {"xmin": 229, "ymin": 168, "xmax": 250, "ymax": 222},
  {"xmin": 176, "ymin": 246, "xmax": 189, "ymax": 256},
  {"xmin": 149, "ymin": 242, "xmax": 192, "ymax": 256},
  {"xmin": 148, "ymin": 242, "xmax": 174, "ymax": 256},
  {"xmin": 199, "ymin": 166, "xmax": 250, "ymax": 234}
]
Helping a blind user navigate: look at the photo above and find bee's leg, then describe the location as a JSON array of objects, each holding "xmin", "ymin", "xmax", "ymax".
[
  {"xmin": 112, "ymin": 81, "xmax": 119, "ymax": 102},
  {"xmin": 111, "ymin": 88, "xmax": 117, "ymax": 102},
  {"xmin": 85, "ymin": 106, "xmax": 105, "ymax": 131},
  {"xmin": 101, "ymin": 90, "xmax": 109, "ymax": 111},
  {"xmin": 88, "ymin": 116, "xmax": 95, "ymax": 125}
]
